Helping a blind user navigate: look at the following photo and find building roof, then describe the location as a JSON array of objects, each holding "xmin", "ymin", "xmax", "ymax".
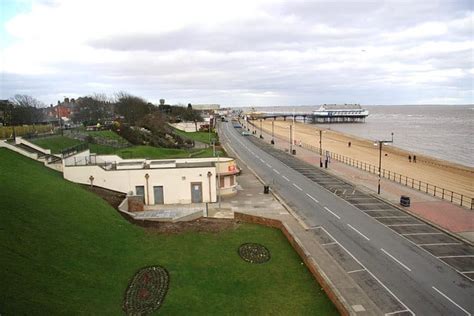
[{"xmin": 320, "ymin": 104, "xmax": 362, "ymax": 110}]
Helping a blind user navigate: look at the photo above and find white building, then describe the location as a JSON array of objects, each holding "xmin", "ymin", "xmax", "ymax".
[{"xmin": 63, "ymin": 150, "xmax": 239, "ymax": 205}]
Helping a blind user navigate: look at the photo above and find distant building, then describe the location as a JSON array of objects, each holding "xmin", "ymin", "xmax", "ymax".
[{"xmin": 191, "ymin": 104, "xmax": 220, "ymax": 111}]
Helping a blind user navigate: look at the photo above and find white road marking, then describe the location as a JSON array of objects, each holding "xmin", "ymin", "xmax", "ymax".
[
  {"xmin": 347, "ymin": 269, "xmax": 366, "ymax": 274},
  {"xmin": 386, "ymin": 223, "xmax": 425, "ymax": 227},
  {"xmin": 437, "ymin": 255, "xmax": 474, "ymax": 258},
  {"xmin": 273, "ymin": 168, "xmax": 280, "ymax": 174},
  {"xmin": 432, "ymin": 286, "xmax": 471, "ymax": 316},
  {"xmin": 347, "ymin": 224, "xmax": 370, "ymax": 241},
  {"xmin": 306, "ymin": 193, "xmax": 319, "ymax": 203},
  {"xmin": 417, "ymin": 242, "xmax": 461, "ymax": 246},
  {"xmin": 323, "ymin": 207, "xmax": 341, "ymax": 219},
  {"xmin": 260, "ymin": 158, "xmax": 265, "ymax": 163},
  {"xmin": 372, "ymin": 216, "xmax": 411, "ymax": 219},
  {"xmin": 401, "ymin": 232, "xmax": 443, "ymax": 236},
  {"xmin": 319, "ymin": 227, "xmax": 414, "ymax": 316},
  {"xmin": 381, "ymin": 248, "xmax": 412, "ymax": 272},
  {"xmin": 322, "ymin": 241, "xmax": 337, "ymax": 246},
  {"xmin": 385, "ymin": 310, "xmax": 410, "ymax": 316},
  {"xmin": 282, "ymin": 175, "xmax": 290, "ymax": 181},
  {"xmin": 266, "ymin": 163, "xmax": 272, "ymax": 168},
  {"xmin": 293, "ymin": 183, "xmax": 303, "ymax": 191}
]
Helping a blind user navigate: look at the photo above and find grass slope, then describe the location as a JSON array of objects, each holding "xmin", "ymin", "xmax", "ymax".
[
  {"xmin": 172, "ymin": 128, "xmax": 218, "ymax": 144},
  {"xmin": 31, "ymin": 135, "xmax": 82, "ymax": 154},
  {"xmin": 0, "ymin": 149, "xmax": 337, "ymax": 315},
  {"xmin": 31, "ymin": 136, "xmax": 222, "ymax": 159}
]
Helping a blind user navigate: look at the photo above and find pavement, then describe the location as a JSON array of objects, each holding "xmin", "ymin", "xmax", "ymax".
[
  {"xmin": 253, "ymin": 124, "xmax": 474, "ymax": 243},
  {"xmin": 220, "ymin": 120, "xmax": 473, "ymax": 316}
]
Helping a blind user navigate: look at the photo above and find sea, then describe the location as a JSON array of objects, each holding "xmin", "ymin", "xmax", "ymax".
[{"xmin": 247, "ymin": 105, "xmax": 474, "ymax": 168}]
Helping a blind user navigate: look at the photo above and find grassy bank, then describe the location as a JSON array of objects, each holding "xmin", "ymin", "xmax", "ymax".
[
  {"xmin": 172, "ymin": 128, "xmax": 218, "ymax": 144},
  {"xmin": 0, "ymin": 148, "xmax": 337, "ymax": 315},
  {"xmin": 30, "ymin": 135, "xmax": 223, "ymax": 158}
]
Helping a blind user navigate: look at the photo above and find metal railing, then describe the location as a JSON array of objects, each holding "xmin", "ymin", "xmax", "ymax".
[
  {"xmin": 61, "ymin": 143, "xmax": 89, "ymax": 157},
  {"xmin": 249, "ymin": 121, "xmax": 473, "ymax": 210}
]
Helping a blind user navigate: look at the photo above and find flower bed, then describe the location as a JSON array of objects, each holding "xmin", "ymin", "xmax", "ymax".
[
  {"xmin": 238, "ymin": 243, "xmax": 271, "ymax": 264},
  {"xmin": 123, "ymin": 266, "xmax": 169, "ymax": 315}
]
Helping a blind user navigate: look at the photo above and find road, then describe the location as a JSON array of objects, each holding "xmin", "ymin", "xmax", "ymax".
[{"xmin": 219, "ymin": 120, "xmax": 473, "ymax": 316}]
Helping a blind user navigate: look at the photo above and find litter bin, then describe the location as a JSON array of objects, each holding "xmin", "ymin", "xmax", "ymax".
[
  {"xmin": 400, "ymin": 195, "xmax": 410, "ymax": 207},
  {"xmin": 292, "ymin": 149, "xmax": 296, "ymax": 155},
  {"xmin": 264, "ymin": 185, "xmax": 270, "ymax": 194}
]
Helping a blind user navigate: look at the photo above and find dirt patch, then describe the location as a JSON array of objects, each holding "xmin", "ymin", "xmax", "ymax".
[
  {"xmin": 85, "ymin": 185, "xmax": 126, "ymax": 209},
  {"xmin": 141, "ymin": 218, "xmax": 239, "ymax": 235},
  {"xmin": 85, "ymin": 185, "xmax": 239, "ymax": 235}
]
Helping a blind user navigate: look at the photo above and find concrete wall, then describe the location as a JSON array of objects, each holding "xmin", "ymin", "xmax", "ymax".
[
  {"xmin": 63, "ymin": 163, "xmax": 217, "ymax": 204},
  {"xmin": 0, "ymin": 140, "xmax": 38, "ymax": 159},
  {"xmin": 169, "ymin": 122, "xmax": 205, "ymax": 132},
  {"xmin": 15, "ymin": 137, "xmax": 51, "ymax": 155}
]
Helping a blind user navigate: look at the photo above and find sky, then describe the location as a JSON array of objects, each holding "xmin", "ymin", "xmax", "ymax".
[{"xmin": 0, "ymin": 0, "xmax": 472, "ymax": 106}]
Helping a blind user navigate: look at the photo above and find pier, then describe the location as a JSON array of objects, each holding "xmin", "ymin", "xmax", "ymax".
[{"xmin": 245, "ymin": 104, "xmax": 369, "ymax": 123}]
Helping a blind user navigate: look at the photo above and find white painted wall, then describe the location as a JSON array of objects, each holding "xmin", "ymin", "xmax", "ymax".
[
  {"xmin": 169, "ymin": 122, "xmax": 205, "ymax": 132},
  {"xmin": 0, "ymin": 140, "xmax": 38, "ymax": 159},
  {"xmin": 63, "ymin": 163, "xmax": 217, "ymax": 204},
  {"xmin": 15, "ymin": 137, "xmax": 52, "ymax": 155}
]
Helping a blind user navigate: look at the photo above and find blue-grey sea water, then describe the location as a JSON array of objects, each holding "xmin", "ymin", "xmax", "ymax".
[{"xmin": 248, "ymin": 105, "xmax": 473, "ymax": 168}]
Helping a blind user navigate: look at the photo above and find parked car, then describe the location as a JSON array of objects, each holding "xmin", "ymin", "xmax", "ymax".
[{"xmin": 241, "ymin": 131, "xmax": 251, "ymax": 136}]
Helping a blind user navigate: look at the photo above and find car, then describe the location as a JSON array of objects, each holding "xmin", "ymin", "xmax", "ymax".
[{"xmin": 241, "ymin": 131, "xmax": 251, "ymax": 136}]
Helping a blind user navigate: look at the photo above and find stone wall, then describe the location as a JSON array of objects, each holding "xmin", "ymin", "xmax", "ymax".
[{"xmin": 128, "ymin": 196, "xmax": 144, "ymax": 212}]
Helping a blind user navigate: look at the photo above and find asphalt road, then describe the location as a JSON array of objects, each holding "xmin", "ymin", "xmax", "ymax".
[{"xmin": 220, "ymin": 120, "xmax": 473, "ymax": 316}]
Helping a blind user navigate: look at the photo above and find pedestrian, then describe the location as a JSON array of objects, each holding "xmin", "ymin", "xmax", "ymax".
[
  {"xmin": 348, "ymin": 141, "xmax": 351, "ymax": 148},
  {"xmin": 408, "ymin": 155, "xmax": 412, "ymax": 163},
  {"xmin": 299, "ymin": 140, "xmax": 302, "ymax": 147},
  {"xmin": 413, "ymin": 155, "xmax": 417, "ymax": 163}
]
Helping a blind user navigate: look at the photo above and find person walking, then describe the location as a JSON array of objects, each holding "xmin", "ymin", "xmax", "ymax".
[
  {"xmin": 408, "ymin": 155, "xmax": 412, "ymax": 163},
  {"xmin": 413, "ymin": 155, "xmax": 417, "ymax": 163},
  {"xmin": 348, "ymin": 141, "xmax": 351, "ymax": 148}
]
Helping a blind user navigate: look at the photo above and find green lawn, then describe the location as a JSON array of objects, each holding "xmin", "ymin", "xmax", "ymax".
[
  {"xmin": 30, "ymin": 135, "xmax": 82, "ymax": 153},
  {"xmin": 30, "ymin": 136, "xmax": 223, "ymax": 159},
  {"xmin": 172, "ymin": 127, "xmax": 218, "ymax": 144},
  {"xmin": 0, "ymin": 148, "xmax": 337, "ymax": 315},
  {"xmin": 85, "ymin": 130, "xmax": 128, "ymax": 143}
]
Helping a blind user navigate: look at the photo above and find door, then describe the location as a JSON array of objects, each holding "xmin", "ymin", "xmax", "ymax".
[
  {"xmin": 191, "ymin": 182, "xmax": 203, "ymax": 203},
  {"xmin": 135, "ymin": 185, "xmax": 145, "ymax": 203},
  {"xmin": 153, "ymin": 186, "xmax": 164, "ymax": 205}
]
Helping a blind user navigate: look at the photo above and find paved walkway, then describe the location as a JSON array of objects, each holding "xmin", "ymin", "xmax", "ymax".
[{"xmin": 254, "ymin": 127, "xmax": 474, "ymax": 243}]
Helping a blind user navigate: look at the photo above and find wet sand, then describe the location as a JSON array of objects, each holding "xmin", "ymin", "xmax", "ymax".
[{"xmin": 257, "ymin": 119, "xmax": 473, "ymax": 198}]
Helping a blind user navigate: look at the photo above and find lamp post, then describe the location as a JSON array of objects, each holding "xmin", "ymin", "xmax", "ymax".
[
  {"xmin": 289, "ymin": 124, "xmax": 293, "ymax": 153},
  {"xmin": 259, "ymin": 119, "xmax": 263, "ymax": 138},
  {"xmin": 319, "ymin": 129, "xmax": 323, "ymax": 167},
  {"xmin": 374, "ymin": 138, "xmax": 393, "ymax": 194},
  {"xmin": 217, "ymin": 152, "xmax": 221, "ymax": 208},
  {"xmin": 144, "ymin": 173, "xmax": 150, "ymax": 205},
  {"xmin": 391, "ymin": 132, "xmax": 394, "ymax": 143},
  {"xmin": 271, "ymin": 120, "xmax": 275, "ymax": 145}
]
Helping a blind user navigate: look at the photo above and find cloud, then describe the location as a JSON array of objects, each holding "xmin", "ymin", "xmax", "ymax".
[{"xmin": 0, "ymin": 0, "xmax": 472, "ymax": 105}]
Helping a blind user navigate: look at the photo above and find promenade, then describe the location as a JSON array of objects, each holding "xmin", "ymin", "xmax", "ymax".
[{"xmin": 251, "ymin": 121, "xmax": 474, "ymax": 243}]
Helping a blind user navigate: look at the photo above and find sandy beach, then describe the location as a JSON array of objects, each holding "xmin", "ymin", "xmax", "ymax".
[{"xmin": 255, "ymin": 119, "xmax": 473, "ymax": 199}]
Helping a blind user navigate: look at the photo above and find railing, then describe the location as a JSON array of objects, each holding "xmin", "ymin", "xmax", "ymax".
[
  {"xmin": 247, "ymin": 121, "xmax": 473, "ymax": 210},
  {"xmin": 61, "ymin": 143, "xmax": 89, "ymax": 157}
]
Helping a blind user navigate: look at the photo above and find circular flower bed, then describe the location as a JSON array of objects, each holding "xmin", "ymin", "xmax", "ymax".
[
  {"xmin": 238, "ymin": 243, "xmax": 271, "ymax": 264},
  {"xmin": 123, "ymin": 266, "xmax": 169, "ymax": 315}
]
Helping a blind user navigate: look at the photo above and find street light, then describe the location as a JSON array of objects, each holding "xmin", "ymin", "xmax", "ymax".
[
  {"xmin": 319, "ymin": 129, "xmax": 323, "ymax": 167},
  {"xmin": 374, "ymin": 138, "xmax": 393, "ymax": 194},
  {"xmin": 271, "ymin": 120, "xmax": 275, "ymax": 145},
  {"xmin": 259, "ymin": 119, "xmax": 263, "ymax": 138},
  {"xmin": 289, "ymin": 124, "xmax": 293, "ymax": 153}
]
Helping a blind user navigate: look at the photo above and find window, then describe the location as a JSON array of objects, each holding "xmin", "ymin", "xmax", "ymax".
[{"xmin": 220, "ymin": 176, "xmax": 225, "ymax": 188}]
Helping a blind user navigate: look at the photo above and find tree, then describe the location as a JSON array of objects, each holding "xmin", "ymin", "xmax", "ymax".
[
  {"xmin": 73, "ymin": 95, "xmax": 109, "ymax": 124},
  {"xmin": 114, "ymin": 92, "xmax": 154, "ymax": 125},
  {"xmin": 8, "ymin": 95, "xmax": 44, "ymax": 125}
]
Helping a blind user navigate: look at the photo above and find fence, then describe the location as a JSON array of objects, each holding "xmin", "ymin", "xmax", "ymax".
[
  {"xmin": 63, "ymin": 130, "xmax": 131, "ymax": 149},
  {"xmin": 249, "ymin": 121, "xmax": 473, "ymax": 210},
  {"xmin": 0, "ymin": 124, "xmax": 54, "ymax": 139}
]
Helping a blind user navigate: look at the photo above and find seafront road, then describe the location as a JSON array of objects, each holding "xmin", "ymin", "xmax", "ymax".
[{"xmin": 220, "ymin": 120, "xmax": 473, "ymax": 316}]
